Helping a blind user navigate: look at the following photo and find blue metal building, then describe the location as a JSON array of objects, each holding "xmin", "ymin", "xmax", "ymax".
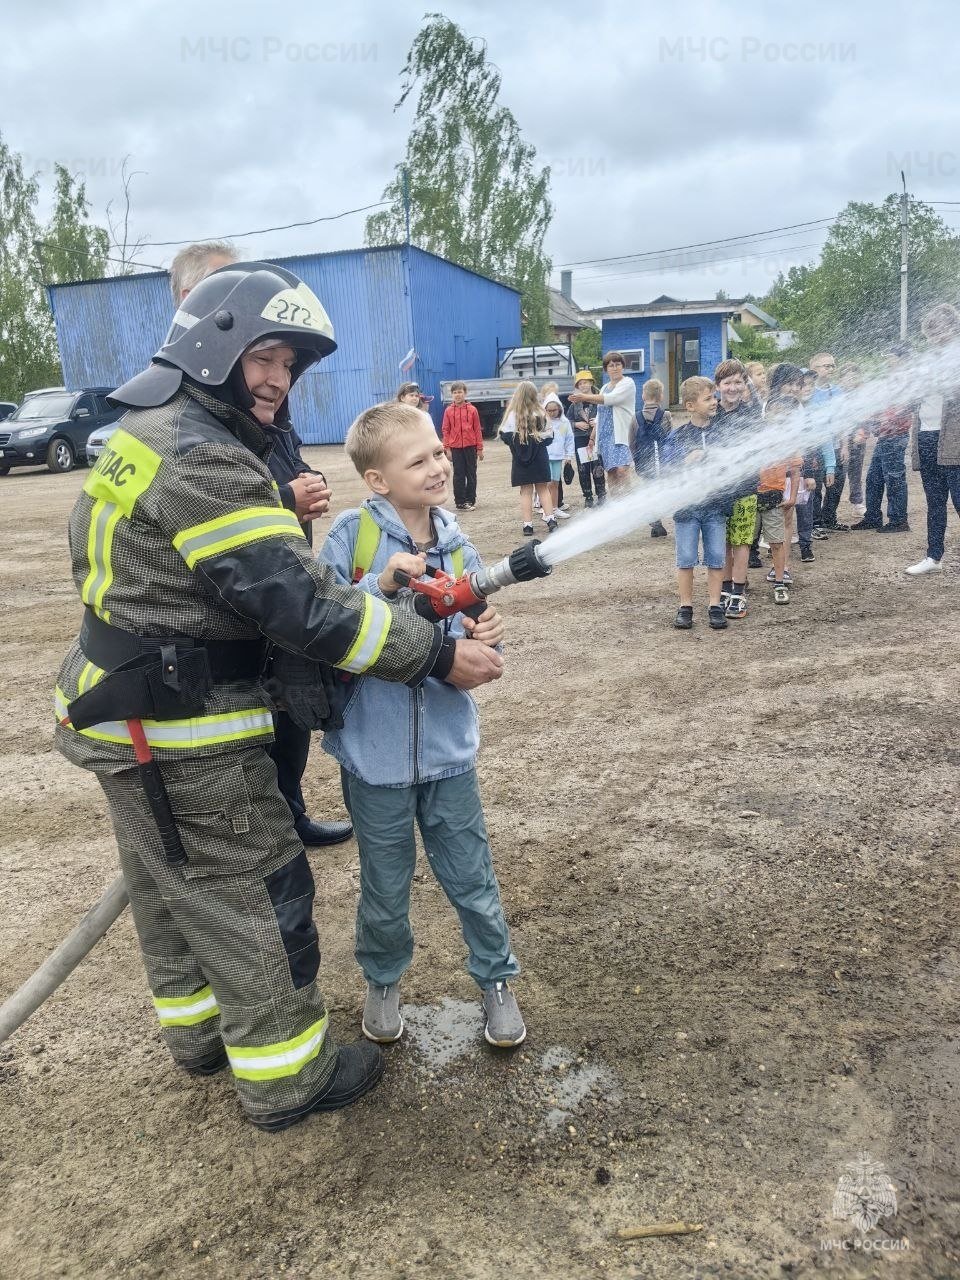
[
  {"xmin": 587, "ymin": 297, "xmax": 738, "ymax": 406},
  {"xmin": 47, "ymin": 246, "xmax": 521, "ymax": 443}
]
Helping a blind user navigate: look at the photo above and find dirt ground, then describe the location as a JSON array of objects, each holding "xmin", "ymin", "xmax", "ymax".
[{"xmin": 1, "ymin": 440, "xmax": 958, "ymax": 1280}]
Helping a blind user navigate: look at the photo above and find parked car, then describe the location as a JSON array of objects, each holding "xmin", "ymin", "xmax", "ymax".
[
  {"xmin": 0, "ymin": 402, "xmax": 17, "ymax": 422},
  {"xmin": 0, "ymin": 388, "xmax": 121, "ymax": 475},
  {"xmin": 85, "ymin": 421, "xmax": 121, "ymax": 463}
]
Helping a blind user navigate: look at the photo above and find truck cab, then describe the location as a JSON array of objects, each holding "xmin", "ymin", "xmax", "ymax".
[{"xmin": 440, "ymin": 345, "xmax": 578, "ymax": 437}]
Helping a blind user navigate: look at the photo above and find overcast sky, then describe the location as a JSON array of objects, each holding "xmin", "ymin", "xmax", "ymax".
[{"xmin": 4, "ymin": 0, "xmax": 959, "ymax": 310}]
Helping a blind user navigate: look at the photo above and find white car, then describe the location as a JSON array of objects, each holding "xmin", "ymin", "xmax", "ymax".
[{"xmin": 84, "ymin": 422, "xmax": 120, "ymax": 463}]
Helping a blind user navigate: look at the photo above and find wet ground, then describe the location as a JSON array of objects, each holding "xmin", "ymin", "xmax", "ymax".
[{"xmin": 0, "ymin": 443, "xmax": 958, "ymax": 1278}]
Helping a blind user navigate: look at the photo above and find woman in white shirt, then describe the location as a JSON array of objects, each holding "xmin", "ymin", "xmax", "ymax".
[{"xmin": 568, "ymin": 351, "xmax": 637, "ymax": 494}]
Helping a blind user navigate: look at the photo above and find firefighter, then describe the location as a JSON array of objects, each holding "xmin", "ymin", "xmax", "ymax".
[{"xmin": 54, "ymin": 261, "xmax": 503, "ymax": 1131}]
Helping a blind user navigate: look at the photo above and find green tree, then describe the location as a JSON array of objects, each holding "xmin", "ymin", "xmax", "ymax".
[
  {"xmin": 729, "ymin": 322, "xmax": 780, "ymax": 364},
  {"xmin": 0, "ymin": 136, "xmax": 108, "ymax": 400},
  {"xmin": 762, "ymin": 196, "xmax": 960, "ymax": 357},
  {"xmin": 572, "ymin": 324, "xmax": 601, "ymax": 372},
  {"xmin": 366, "ymin": 13, "xmax": 553, "ymax": 344}
]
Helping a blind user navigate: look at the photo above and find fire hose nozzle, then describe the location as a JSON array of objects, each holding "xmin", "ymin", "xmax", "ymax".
[{"xmin": 473, "ymin": 539, "xmax": 552, "ymax": 597}]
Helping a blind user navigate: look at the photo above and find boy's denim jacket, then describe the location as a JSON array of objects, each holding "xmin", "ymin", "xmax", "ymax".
[{"xmin": 318, "ymin": 497, "xmax": 481, "ymax": 788}]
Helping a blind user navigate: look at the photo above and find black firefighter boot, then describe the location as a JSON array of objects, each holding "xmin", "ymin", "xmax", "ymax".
[{"xmin": 253, "ymin": 1041, "xmax": 385, "ymax": 1132}]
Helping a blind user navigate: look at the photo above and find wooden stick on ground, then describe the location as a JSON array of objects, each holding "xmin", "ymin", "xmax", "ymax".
[{"xmin": 616, "ymin": 1222, "xmax": 705, "ymax": 1241}]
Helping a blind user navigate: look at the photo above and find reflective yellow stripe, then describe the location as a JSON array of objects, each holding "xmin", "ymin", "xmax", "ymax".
[
  {"xmin": 79, "ymin": 432, "xmax": 163, "ymax": 622},
  {"xmin": 55, "ymin": 687, "xmax": 273, "ymax": 749},
  {"xmin": 227, "ymin": 1014, "xmax": 329, "ymax": 1081},
  {"xmin": 154, "ymin": 985, "xmax": 219, "ymax": 1027},
  {"xmin": 173, "ymin": 506, "xmax": 304, "ymax": 570},
  {"xmin": 76, "ymin": 661, "xmax": 106, "ymax": 695},
  {"xmin": 451, "ymin": 546, "xmax": 464, "ymax": 577},
  {"xmin": 80, "ymin": 498, "xmax": 118, "ymax": 620},
  {"xmin": 339, "ymin": 594, "xmax": 391, "ymax": 674}
]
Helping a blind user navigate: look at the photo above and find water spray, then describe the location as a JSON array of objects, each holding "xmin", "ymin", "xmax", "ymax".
[{"xmin": 536, "ymin": 338, "xmax": 960, "ymax": 569}]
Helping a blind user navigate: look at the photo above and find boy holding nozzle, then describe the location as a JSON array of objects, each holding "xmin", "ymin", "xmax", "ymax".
[{"xmin": 319, "ymin": 402, "xmax": 525, "ymax": 1051}]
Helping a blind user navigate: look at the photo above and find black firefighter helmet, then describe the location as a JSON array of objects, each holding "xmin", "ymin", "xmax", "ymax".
[{"xmin": 110, "ymin": 261, "xmax": 337, "ymax": 409}]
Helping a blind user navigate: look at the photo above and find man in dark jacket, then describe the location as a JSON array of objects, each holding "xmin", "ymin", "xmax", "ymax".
[{"xmin": 171, "ymin": 241, "xmax": 351, "ymax": 848}]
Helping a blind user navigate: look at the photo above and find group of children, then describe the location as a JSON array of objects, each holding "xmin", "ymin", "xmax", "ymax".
[{"xmin": 483, "ymin": 353, "xmax": 863, "ymax": 631}]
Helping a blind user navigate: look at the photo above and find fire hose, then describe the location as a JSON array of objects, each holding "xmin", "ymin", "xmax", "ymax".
[{"xmin": 0, "ymin": 540, "xmax": 552, "ymax": 1045}]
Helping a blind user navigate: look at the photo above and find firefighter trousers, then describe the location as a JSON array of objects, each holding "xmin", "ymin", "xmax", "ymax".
[{"xmin": 98, "ymin": 746, "xmax": 339, "ymax": 1129}]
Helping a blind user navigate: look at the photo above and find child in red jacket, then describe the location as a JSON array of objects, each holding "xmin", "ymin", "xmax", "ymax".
[{"xmin": 442, "ymin": 382, "xmax": 484, "ymax": 510}]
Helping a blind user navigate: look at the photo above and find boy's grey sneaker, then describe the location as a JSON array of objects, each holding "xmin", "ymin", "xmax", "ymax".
[
  {"xmin": 483, "ymin": 981, "xmax": 526, "ymax": 1048},
  {"xmin": 362, "ymin": 982, "xmax": 404, "ymax": 1043}
]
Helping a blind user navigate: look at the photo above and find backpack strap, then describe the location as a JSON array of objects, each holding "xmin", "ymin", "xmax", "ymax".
[
  {"xmin": 351, "ymin": 507, "xmax": 381, "ymax": 583},
  {"xmin": 351, "ymin": 506, "xmax": 466, "ymax": 581}
]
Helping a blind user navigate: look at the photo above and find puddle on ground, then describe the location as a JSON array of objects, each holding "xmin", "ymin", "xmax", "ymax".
[
  {"xmin": 400, "ymin": 1003, "xmax": 623, "ymax": 1131},
  {"xmin": 538, "ymin": 1044, "xmax": 623, "ymax": 1130},
  {"xmin": 401, "ymin": 997, "xmax": 482, "ymax": 1070}
]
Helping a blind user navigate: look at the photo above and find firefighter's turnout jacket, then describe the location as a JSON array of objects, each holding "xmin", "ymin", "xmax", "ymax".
[
  {"xmin": 55, "ymin": 386, "xmax": 442, "ymax": 769},
  {"xmin": 53, "ymin": 385, "xmax": 445, "ymax": 1128}
]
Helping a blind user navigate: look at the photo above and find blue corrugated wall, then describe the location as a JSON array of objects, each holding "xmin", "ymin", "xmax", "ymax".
[
  {"xmin": 405, "ymin": 249, "xmax": 521, "ymax": 427},
  {"xmin": 601, "ymin": 314, "xmax": 727, "ymax": 401},
  {"xmin": 47, "ymin": 246, "xmax": 519, "ymax": 444}
]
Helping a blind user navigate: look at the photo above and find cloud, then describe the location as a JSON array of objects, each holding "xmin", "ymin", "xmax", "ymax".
[{"xmin": 2, "ymin": 0, "xmax": 957, "ymax": 307}]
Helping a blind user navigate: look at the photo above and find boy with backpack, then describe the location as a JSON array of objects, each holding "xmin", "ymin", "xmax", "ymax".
[{"xmin": 319, "ymin": 401, "xmax": 525, "ymax": 1051}]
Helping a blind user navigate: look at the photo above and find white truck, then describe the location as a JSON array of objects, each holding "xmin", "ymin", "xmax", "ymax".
[{"xmin": 440, "ymin": 344, "xmax": 579, "ymax": 437}]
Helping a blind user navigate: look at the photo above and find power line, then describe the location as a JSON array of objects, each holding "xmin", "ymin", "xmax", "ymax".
[
  {"xmin": 105, "ymin": 254, "xmax": 165, "ymax": 272},
  {"xmin": 129, "ymin": 200, "xmax": 391, "ymax": 250},
  {"xmin": 555, "ymin": 216, "xmax": 836, "ymax": 270},
  {"xmin": 568, "ymin": 241, "xmax": 825, "ymax": 290},
  {"xmin": 570, "ymin": 225, "xmax": 833, "ymax": 282}
]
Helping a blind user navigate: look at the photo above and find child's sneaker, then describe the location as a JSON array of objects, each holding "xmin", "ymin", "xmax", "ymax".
[
  {"xmin": 773, "ymin": 582, "xmax": 790, "ymax": 605},
  {"xmin": 765, "ymin": 568, "xmax": 792, "ymax": 583},
  {"xmin": 522, "ymin": 523, "xmax": 534, "ymax": 537},
  {"xmin": 708, "ymin": 604, "xmax": 728, "ymax": 630},
  {"xmin": 800, "ymin": 546, "xmax": 815, "ymax": 562},
  {"xmin": 483, "ymin": 981, "xmax": 526, "ymax": 1047},
  {"xmin": 650, "ymin": 520, "xmax": 668, "ymax": 538},
  {"xmin": 554, "ymin": 507, "xmax": 572, "ymax": 519},
  {"xmin": 546, "ymin": 517, "xmax": 559, "ymax": 533},
  {"xmin": 674, "ymin": 605, "xmax": 694, "ymax": 629},
  {"xmin": 725, "ymin": 593, "xmax": 747, "ymax": 619},
  {"xmin": 748, "ymin": 550, "xmax": 763, "ymax": 569},
  {"xmin": 361, "ymin": 982, "xmax": 403, "ymax": 1043},
  {"xmin": 584, "ymin": 496, "xmax": 595, "ymax": 508}
]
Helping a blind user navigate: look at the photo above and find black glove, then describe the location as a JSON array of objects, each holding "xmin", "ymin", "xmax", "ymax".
[
  {"xmin": 563, "ymin": 461, "xmax": 575, "ymax": 485},
  {"xmin": 260, "ymin": 648, "xmax": 341, "ymax": 731}
]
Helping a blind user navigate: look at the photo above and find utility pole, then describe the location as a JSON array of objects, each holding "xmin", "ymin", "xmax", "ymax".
[
  {"xmin": 899, "ymin": 171, "xmax": 909, "ymax": 342},
  {"xmin": 402, "ymin": 165, "xmax": 411, "ymax": 246}
]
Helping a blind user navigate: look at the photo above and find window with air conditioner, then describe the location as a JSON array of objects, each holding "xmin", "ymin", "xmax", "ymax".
[{"xmin": 617, "ymin": 350, "xmax": 645, "ymax": 373}]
